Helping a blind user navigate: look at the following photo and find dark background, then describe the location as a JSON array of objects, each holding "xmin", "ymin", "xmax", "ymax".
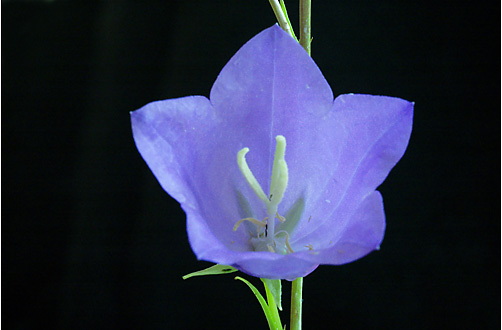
[{"xmin": 3, "ymin": 1, "xmax": 500, "ymax": 329}]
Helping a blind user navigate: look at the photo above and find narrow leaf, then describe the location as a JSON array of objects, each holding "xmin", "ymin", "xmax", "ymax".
[
  {"xmin": 235, "ymin": 276, "xmax": 282, "ymax": 330},
  {"xmin": 182, "ymin": 264, "xmax": 237, "ymax": 280}
]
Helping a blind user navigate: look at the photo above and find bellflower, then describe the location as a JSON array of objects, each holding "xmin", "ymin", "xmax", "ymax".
[{"xmin": 131, "ymin": 25, "xmax": 413, "ymax": 280}]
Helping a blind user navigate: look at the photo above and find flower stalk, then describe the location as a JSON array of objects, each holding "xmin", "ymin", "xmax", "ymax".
[
  {"xmin": 290, "ymin": 277, "xmax": 303, "ymax": 330},
  {"xmin": 299, "ymin": 0, "xmax": 311, "ymax": 55}
]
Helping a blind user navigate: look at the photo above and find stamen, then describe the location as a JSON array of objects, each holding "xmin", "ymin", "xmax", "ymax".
[
  {"xmin": 276, "ymin": 212, "xmax": 286, "ymax": 222},
  {"xmin": 233, "ymin": 217, "xmax": 267, "ymax": 232},
  {"xmin": 285, "ymin": 237, "xmax": 294, "ymax": 254},
  {"xmin": 275, "ymin": 230, "xmax": 294, "ymax": 254},
  {"xmin": 267, "ymin": 244, "xmax": 276, "ymax": 253}
]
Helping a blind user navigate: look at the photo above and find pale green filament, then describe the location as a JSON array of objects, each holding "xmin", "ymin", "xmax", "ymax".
[{"xmin": 237, "ymin": 135, "xmax": 289, "ymax": 244}]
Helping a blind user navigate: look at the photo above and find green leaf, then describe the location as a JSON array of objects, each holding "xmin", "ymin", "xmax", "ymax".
[
  {"xmin": 182, "ymin": 264, "xmax": 237, "ymax": 280},
  {"xmin": 262, "ymin": 278, "xmax": 283, "ymax": 311},
  {"xmin": 235, "ymin": 276, "xmax": 282, "ymax": 330}
]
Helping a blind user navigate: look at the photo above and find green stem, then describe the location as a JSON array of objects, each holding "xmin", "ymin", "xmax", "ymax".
[
  {"xmin": 299, "ymin": 0, "xmax": 311, "ymax": 55},
  {"xmin": 290, "ymin": 277, "xmax": 303, "ymax": 330},
  {"xmin": 291, "ymin": 4, "xmax": 308, "ymax": 330},
  {"xmin": 269, "ymin": 0, "xmax": 295, "ymax": 39}
]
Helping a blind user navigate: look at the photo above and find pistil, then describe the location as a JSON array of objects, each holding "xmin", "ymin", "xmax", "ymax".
[{"xmin": 236, "ymin": 135, "xmax": 290, "ymax": 247}]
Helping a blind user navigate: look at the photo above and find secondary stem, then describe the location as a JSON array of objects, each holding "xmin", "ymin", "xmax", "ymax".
[
  {"xmin": 269, "ymin": 0, "xmax": 295, "ymax": 39},
  {"xmin": 290, "ymin": 277, "xmax": 303, "ymax": 330},
  {"xmin": 299, "ymin": 0, "xmax": 311, "ymax": 55}
]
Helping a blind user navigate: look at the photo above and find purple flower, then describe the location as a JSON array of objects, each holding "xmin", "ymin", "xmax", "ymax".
[{"xmin": 131, "ymin": 25, "xmax": 413, "ymax": 280}]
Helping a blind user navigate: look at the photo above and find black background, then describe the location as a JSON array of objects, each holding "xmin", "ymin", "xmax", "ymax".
[{"xmin": 3, "ymin": 1, "xmax": 500, "ymax": 329}]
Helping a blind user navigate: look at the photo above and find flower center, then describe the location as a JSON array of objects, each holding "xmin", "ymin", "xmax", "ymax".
[{"xmin": 234, "ymin": 135, "xmax": 293, "ymax": 254}]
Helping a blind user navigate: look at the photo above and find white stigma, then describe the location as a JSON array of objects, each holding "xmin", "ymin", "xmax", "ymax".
[{"xmin": 237, "ymin": 148, "xmax": 270, "ymax": 205}]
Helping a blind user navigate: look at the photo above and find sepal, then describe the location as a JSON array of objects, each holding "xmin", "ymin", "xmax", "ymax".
[
  {"xmin": 261, "ymin": 278, "xmax": 283, "ymax": 311},
  {"xmin": 182, "ymin": 264, "xmax": 237, "ymax": 280}
]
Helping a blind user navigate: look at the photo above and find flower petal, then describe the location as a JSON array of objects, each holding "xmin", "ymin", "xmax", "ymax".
[
  {"xmin": 131, "ymin": 96, "xmax": 216, "ymax": 208},
  {"xmin": 293, "ymin": 191, "xmax": 386, "ymax": 265},
  {"xmin": 233, "ymin": 255, "xmax": 319, "ymax": 280},
  {"xmin": 292, "ymin": 94, "xmax": 413, "ymax": 244},
  {"xmin": 131, "ymin": 96, "xmax": 249, "ymax": 256},
  {"xmin": 210, "ymin": 24, "xmax": 333, "ymax": 189}
]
